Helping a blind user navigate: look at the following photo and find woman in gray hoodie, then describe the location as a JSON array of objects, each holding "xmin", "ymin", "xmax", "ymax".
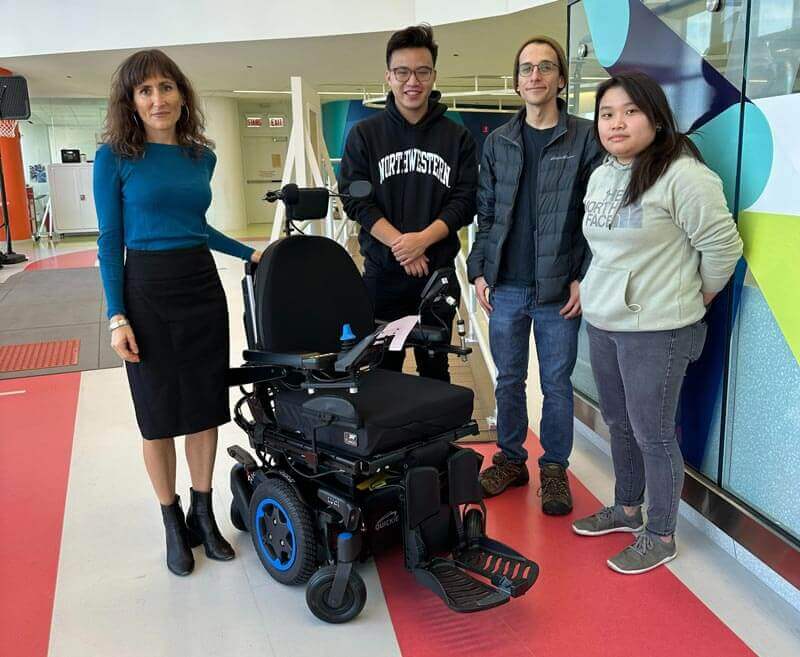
[{"xmin": 572, "ymin": 72, "xmax": 743, "ymax": 574}]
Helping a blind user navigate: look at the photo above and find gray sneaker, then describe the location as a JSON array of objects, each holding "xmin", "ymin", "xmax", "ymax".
[
  {"xmin": 607, "ymin": 532, "xmax": 677, "ymax": 575},
  {"xmin": 572, "ymin": 505, "xmax": 644, "ymax": 536}
]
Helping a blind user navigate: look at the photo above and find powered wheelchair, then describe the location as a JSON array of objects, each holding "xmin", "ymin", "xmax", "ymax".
[{"xmin": 225, "ymin": 184, "xmax": 539, "ymax": 623}]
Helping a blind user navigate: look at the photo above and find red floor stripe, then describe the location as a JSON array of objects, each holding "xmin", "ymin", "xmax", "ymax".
[
  {"xmin": 376, "ymin": 433, "xmax": 756, "ymax": 657},
  {"xmin": 24, "ymin": 250, "xmax": 98, "ymax": 271},
  {"xmin": 0, "ymin": 374, "xmax": 80, "ymax": 657}
]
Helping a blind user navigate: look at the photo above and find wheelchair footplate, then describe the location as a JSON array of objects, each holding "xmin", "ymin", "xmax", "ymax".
[
  {"xmin": 412, "ymin": 558, "xmax": 510, "ymax": 612},
  {"xmin": 452, "ymin": 536, "xmax": 539, "ymax": 599},
  {"xmin": 404, "ymin": 451, "xmax": 539, "ymax": 614},
  {"xmin": 411, "ymin": 538, "xmax": 539, "ymax": 613}
]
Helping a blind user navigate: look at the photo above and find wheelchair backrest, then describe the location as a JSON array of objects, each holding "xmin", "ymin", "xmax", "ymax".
[{"xmin": 253, "ymin": 235, "xmax": 375, "ymax": 354}]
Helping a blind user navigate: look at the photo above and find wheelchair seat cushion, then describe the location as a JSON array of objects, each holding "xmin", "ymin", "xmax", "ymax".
[{"xmin": 273, "ymin": 369, "xmax": 474, "ymax": 457}]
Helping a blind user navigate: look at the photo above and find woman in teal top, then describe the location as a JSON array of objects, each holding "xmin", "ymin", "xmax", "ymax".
[{"xmin": 95, "ymin": 49, "xmax": 260, "ymax": 577}]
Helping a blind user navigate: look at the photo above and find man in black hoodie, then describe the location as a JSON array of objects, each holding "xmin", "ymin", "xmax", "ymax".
[{"xmin": 339, "ymin": 24, "xmax": 478, "ymax": 382}]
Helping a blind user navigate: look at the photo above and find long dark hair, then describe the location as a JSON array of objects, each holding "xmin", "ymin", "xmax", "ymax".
[
  {"xmin": 101, "ymin": 49, "xmax": 213, "ymax": 159},
  {"xmin": 594, "ymin": 72, "xmax": 703, "ymax": 206}
]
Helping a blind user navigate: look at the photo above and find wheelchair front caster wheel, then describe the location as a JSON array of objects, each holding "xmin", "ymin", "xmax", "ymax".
[
  {"xmin": 464, "ymin": 508, "xmax": 485, "ymax": 545},
  {"xmin": 305, "ymin": 565, "xmax": 367, "ymax": 624},
  {"xmin": 230, "ymin": 500, "xmax": 247, "ymax": 532}
]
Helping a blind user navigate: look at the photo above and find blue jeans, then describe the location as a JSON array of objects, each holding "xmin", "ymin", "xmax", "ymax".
[
  {"xmin": 586, "ymin": 321, "xmax": 707, "ymax": 536},
  {"xmin": 488, "ymin": 285, "xmax": 580, "ymax": 467}
]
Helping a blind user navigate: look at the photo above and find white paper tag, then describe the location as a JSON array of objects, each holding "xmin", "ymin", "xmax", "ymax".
[{"xmin": 377, "ymin": 315, "xmax": 420, "ymax": 352}]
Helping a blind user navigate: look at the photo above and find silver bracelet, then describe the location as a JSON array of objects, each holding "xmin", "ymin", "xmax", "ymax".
[{"xmin": 109, "ymin": 318, "xmax": 130, "ymax": 332}]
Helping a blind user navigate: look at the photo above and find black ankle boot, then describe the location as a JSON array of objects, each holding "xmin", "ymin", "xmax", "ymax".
[
  {"xmin": 160, "ymin": 495, "xmax": 195, "ymax": 576},
  {"xmin": 186, "ymin": 488, "xmax": 235, "ymax": 561}
]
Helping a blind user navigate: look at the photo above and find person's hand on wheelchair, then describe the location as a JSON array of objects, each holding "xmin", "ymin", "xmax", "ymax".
[{"xmin": 110, "ymin": 315, "xmax": 140, "ymax": 363}]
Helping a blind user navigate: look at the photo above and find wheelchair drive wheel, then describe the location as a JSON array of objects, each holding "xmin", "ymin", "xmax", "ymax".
[
  {"xmin": 306, "ymin": 565, "xmax": 367, "ymax": 624},
  {"xmin": 249, "ymin": 477, "xmax": 317, "ymax": 585}
]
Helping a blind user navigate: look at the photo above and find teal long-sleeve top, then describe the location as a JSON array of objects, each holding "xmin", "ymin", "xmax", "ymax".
[{"xmin": 94, "ymin": 142, "xmax": 255, "ymax": 319}]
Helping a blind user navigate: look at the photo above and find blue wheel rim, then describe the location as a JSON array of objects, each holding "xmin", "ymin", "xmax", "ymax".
[{"xmin": 254, "ymin": 497, "xmax": 297, "ymax": 571}]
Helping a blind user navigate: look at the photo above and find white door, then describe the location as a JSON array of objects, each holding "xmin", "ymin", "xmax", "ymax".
[{"xmin": 242, "ymin": 137, "xmax": 286, "ymax": 229}]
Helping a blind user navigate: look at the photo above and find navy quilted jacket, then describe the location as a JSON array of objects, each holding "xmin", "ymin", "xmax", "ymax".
[{"xmin": 467, "ymin": 99, "xmax": 603, "ymax": 303}]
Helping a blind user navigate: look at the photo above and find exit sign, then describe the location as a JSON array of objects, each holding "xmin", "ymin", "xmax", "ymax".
[
  {"xmin": 246, "ymin": 116, "xmax": 263, "ymax": 128},
  {"xmin": 269, "ymin": 116, "xmax": 285, "ymax": 128}
]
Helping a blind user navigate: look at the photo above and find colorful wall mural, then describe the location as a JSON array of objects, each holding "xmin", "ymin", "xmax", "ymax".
[{"xmin": 573, "ymin": 0, "xmax": 799, "ymax": 538}]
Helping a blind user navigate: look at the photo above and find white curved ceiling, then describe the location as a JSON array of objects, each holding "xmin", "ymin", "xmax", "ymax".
[{"xmin": 0, "ymin": 1, "xmax": 565, "ymax": 106}]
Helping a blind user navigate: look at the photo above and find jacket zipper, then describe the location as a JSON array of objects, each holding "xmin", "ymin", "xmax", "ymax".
[
  {"xmin": 535, "ymin": 126, "xmax": 567, "ymax": 302},
  {"xmin": 498, "ymin": 133, "xmax": 524, "ymax": 285},
  {"xmin": 501, "ymin": 125, "xmax": 567, "ymax": 302}
]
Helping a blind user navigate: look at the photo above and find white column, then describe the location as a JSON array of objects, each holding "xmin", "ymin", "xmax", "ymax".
[{"xmin": 202, "ymin": 95, "xmax": 247, "ymax": 233}]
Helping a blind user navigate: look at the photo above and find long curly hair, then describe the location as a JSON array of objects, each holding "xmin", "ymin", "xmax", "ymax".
[{"xmin": 101, "ymin": 49, "xmax": 213, "ymax": 159}]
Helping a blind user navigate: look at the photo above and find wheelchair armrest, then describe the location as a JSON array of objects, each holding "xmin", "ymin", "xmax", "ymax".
[
  {"xmin": 408, "ymin": 323, "xmax": 448, "ymax": 344},
  {"xmin": 226, "ymin": 364, "xmax": 284, "ymax": 387},
  {"xmin": 373, "ymin": 319, "xmax": 448, "ymax": 345},
  {"xmin": 242, "ymin": 349, "xmax": 337, "ymax": 370}
]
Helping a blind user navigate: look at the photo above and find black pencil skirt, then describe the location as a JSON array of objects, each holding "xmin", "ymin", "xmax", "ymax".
[{"xmin": 123, "ymin": 246, "xmax": 231, "ymax": 440}]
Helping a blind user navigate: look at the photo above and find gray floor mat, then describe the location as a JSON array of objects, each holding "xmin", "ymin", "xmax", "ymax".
[
  {"xmin": 98, "ymin": 335, "xmax": 122, "ymax": 370},
  {"xmin": 0, "ymin": 267, "xmax": 121, "ymax": 378},
  {"xmin": 0, "ymin": 300, "xmax": 103, "ymax": 331}
]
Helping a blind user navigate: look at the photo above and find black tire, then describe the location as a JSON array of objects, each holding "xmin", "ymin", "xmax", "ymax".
[
  {"xmin": 305, "ymin": 565, "xmax": 367, "ymax": 624},
  {"xmin": 464, "ymin": 508, "xmax": 485, "ymax": 544},
  {"xmin": 249, "ymin": 477, "xmax": 317, "ymax": 585},
  {"xmin": 230, "ymin": 500, "xmax": 248, "ymax": 532}
]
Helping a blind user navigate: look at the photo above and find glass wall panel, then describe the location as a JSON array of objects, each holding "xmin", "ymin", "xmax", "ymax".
[
  {"xmin": 568, "ymin": 0, "xmax": 800, "ymax": 542},
  {"xmin": 567, "ymin": 1, "xmax": 608, "ymax": 405},
  {"xmin": 723, "ymin": 0, "xmax": 800, "ymax": 539},
  {"xmin": 567, "ymin": 2, "xmax": 748, "ymax": 477},
  {"xmin": 19, "ymin": 98, "xmax": 108, "ymax": 200},
  {"xmin": 641, "ymin": 0, "xmax": 749, "ymax": 93}
]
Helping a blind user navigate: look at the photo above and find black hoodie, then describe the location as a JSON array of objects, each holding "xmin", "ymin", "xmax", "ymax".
[{"xmin": 339, "ymin": 91, "xmax": 478, "ymax": 277}]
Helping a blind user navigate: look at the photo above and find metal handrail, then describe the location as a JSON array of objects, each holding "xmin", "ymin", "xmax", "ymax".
[{"xmin": 455, "ymin": 219, "xmax": 495, "ymax": 381}]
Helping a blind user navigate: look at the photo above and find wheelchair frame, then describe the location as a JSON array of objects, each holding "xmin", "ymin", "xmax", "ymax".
[{"xmin": 225, "ymin": 254, "xmax": 539, "ymax": 623}]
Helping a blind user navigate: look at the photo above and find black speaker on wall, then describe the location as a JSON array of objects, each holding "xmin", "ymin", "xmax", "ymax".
[{"xmin": 0, "ymin": 76, "xmax": 31, "ymax": 120}]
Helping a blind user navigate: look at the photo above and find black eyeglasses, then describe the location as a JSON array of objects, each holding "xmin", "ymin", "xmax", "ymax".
[
  {"xmin": 390, "ymin": 66, "xmax": 434, "ymax": 83},
  {"xmin": 518, "ymin": 61, "xmax": 559, "ymax": 77}
]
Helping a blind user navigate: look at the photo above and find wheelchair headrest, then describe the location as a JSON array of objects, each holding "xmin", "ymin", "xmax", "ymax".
[{"xmin": 254, "ymin": 235, "xmax": 374, "ymax": 354}]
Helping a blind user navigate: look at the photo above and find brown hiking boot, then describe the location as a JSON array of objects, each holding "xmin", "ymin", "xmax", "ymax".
[
  {"xmin": 479, "ymin": 452, "xmax": 529, "ymax": 497},
  {"xmin": 539, "ymin": 463, "xmax": 573, "ymax": 515}
]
